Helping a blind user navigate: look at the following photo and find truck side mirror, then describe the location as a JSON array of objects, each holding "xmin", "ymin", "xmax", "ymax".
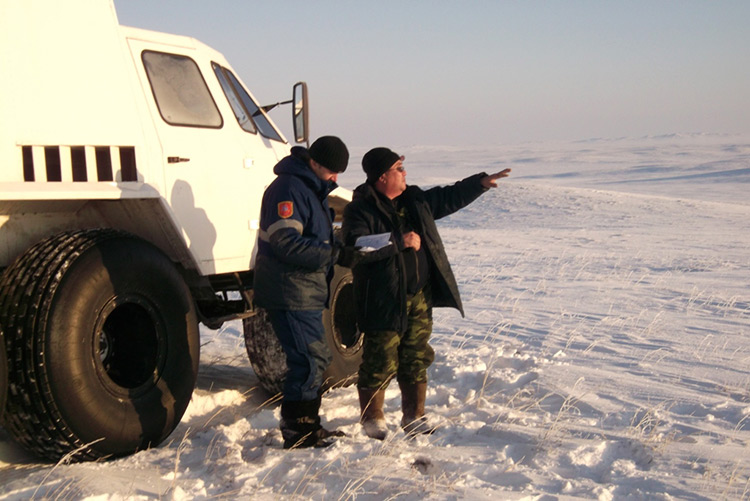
[{"xmin": 292, "ymin": 82, "xmax": 309, "ymax": 145}]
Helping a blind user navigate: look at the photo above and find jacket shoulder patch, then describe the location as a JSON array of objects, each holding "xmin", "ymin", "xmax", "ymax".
[{"xmin": 278, "ymin": 201, "xmax": 294, "ymax": 219}]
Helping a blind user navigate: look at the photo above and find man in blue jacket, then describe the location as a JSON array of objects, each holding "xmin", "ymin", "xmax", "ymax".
[
  {"xmin": 253, "ymin": 136, "xmax": 349, "ymax": 449},
  {"xmin": 342, "ymin": 147, "xmax": 510, "ymax": 440}
]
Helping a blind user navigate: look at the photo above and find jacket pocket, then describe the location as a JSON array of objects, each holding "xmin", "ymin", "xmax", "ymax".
[{"xmin": 286, "ymin": 269, "xmax": 328, "ymax": 307}]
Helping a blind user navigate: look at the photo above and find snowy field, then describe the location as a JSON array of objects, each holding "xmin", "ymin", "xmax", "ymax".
[{"xmin": 1, "ymin": 133, "xmax": 749, "ymax": 500}]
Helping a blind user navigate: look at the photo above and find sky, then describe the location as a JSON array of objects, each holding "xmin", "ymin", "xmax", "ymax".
[{"xmin": 113, "ymin": 1, "xmax": 750, "ymax": 148}]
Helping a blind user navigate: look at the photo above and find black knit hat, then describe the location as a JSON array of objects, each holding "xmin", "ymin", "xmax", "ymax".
[
  {"xmin": 362, "ymin": 147, "xmax": 403, "ymax": 183},
  {"xmin": 308, "ymin": 136, "xmax": 349, "ymax": 173}
]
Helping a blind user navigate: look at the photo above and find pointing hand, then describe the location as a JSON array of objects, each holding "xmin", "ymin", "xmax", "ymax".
[{"xmin": 481, "ymin": 169, "xmax": 511, "ymax": 189}]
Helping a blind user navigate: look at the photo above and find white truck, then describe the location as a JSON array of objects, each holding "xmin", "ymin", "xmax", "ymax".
[{"xmin": 0, "ymin": 0, "xmax": 361, "ymax": 462}]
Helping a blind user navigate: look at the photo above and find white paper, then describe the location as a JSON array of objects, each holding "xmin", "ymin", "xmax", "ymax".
[{"xmin": 355, "ymin": 232, "xmax": 392, "ymax": 252}]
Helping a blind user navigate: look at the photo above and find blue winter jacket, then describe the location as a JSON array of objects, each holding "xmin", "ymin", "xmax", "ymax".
[{"xmin": 253, "ymin": 147, "xmax": 337, "ymax": 310}]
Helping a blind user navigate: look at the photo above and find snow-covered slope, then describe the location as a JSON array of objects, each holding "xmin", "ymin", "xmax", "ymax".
[{"xmin": 2, "ymin": 134, "xmax": 749, "ymax": 500}]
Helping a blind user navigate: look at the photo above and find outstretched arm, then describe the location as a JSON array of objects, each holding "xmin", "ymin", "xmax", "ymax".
[
  {"xmin": 480, "ymin": 169, "xmax": 512, "ymax": 189},
  {"xmin": 423, "ymin": 169, "xmax": 510, "ymax": 220}
]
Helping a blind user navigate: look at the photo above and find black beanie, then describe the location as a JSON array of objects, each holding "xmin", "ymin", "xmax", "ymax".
[
  {"xmin": 308, "ymin": 136, "xmax": 349, "ymax": 173},
  {"xmin": 362, "ymin": 147, "xmax": 401, "ymax": 183}
]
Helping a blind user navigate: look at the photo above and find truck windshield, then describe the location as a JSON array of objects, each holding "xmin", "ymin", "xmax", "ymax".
[{"xmin": 212, "ymin": 63, "xmax": 283, "ymax": 143}]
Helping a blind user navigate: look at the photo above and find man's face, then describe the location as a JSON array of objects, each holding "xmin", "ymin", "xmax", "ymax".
[
  {"xmin": 380, "ymin": 158, "xmax": 407, "ymax": 196},
  {"xmin": 310, "ymin": 160, "xmax": 338, "ymax": 182}
]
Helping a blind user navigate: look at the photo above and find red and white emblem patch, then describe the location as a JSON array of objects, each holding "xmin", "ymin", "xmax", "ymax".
[{"xmin": 277, "ymin": 201, "xmax": 294, "ymax": 219}]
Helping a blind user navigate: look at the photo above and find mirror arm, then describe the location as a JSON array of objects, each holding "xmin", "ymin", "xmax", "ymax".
[{"xmin": 255, "ymin": 99, "xmax": 293, "ymax": 116}]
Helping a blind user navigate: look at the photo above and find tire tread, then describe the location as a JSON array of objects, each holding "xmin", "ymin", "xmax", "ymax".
[{"xmin": 1, "ymin": 229, "xmax": 134, "ymax": 460}]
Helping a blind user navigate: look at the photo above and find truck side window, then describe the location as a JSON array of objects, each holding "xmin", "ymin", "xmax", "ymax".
[
  {"xmin": 212, "ymin": 63, "xmax": 283, "ymax": 143},
  {"xmin": 142, "ymin": 51, "xmax": 222, "ymax": 128}
]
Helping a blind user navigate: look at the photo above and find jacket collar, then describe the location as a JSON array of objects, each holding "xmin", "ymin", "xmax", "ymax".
[
  {"xmin": 354, "ymin": 182, "xmax": 418, "ymax": 212},
  {"xmin": 354, "ymin": 182, "xmax": 394, "ymax": 211}
]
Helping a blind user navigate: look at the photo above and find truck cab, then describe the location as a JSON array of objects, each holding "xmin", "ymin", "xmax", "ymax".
[{"xmin": 0, "ymin": 0, "xmax": 360, "ymax": 461}]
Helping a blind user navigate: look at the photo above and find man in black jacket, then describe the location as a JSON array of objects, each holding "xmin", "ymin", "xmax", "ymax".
[
  {"xmin": 254, "ymin": 136, "xmax": 349, "ymax": 449},
  {"xmin": 341, "ymin": 147, "xmax": 510, "ymax": 439}
]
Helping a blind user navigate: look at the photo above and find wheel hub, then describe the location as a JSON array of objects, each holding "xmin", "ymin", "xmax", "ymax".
[{"xmin": 95, "ymin": 295, "xmax": 166, "ymax": 393}]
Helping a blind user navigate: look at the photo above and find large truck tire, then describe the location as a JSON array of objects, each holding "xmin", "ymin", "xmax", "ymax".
[
  {"xmin": 244, "ymin": 265, "xmax": 362, "ymax": 396},
  {"xmin": 322, "ymin": 265, "xmax": 362, "ymax": 388},
  {"xmin": 0, "ymin": 229, "xmax": 199, "ymax": 462},
  {"xmin": 243, "ymin": 309, "xmax": 287, "ymax": 396}
]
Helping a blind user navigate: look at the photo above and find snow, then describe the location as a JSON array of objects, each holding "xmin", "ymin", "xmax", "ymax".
[{"xmin": 2, "ymin": 133, "xmax": 749, "ymax": 500}]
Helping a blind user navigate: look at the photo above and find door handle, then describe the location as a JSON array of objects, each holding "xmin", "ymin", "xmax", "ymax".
[{"xmin": 167, "ymin": 156, "xmax": 190, "ymax": 164}]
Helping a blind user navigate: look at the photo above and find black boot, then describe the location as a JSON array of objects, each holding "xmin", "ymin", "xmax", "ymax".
[
  {"xmin": 312, "ymin": 394, "xmax": 346, "ymax": 441},
  {"xmin": 280, "ymin": 397, "xmax": 344, "ymax": 449}
]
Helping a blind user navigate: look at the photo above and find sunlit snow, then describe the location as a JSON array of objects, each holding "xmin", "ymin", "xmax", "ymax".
[{"xmin": 2, "ymin": 134, "xmax": 749, "ymax": 500}]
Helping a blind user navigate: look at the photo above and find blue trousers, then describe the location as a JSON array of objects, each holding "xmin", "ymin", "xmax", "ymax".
[{"xmin": 267, "ymin": 310, "xmax": 332, "ymax": 402}]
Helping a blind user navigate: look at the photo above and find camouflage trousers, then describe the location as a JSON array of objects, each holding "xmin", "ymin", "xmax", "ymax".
[{"xmin": 358, "ymin": 289, "xmax": 435, "ymax": 389}]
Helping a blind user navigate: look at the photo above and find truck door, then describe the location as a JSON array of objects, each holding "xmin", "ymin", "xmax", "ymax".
[{"xmin": 127, "ymin": 37, "xmax": 282, "ymax": 275}]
